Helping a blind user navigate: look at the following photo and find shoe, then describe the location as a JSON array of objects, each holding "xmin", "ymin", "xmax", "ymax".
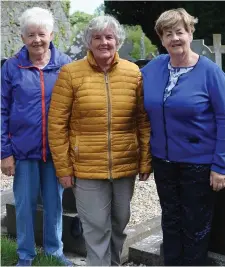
[
  {"xmin": 55, "ymin": 254, "xmax": 74, "ymax": 266},
  {"xmin": 16, "ymin": 259, "xmax": 32, "ymax": 266}
]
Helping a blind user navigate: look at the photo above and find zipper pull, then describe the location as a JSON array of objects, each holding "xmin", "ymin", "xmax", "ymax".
[{"xmin": 104, "ymin": 74, "xmax": 109, "ymax": 84}]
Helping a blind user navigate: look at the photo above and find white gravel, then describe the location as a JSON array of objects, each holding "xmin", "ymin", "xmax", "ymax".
[
  {"xmin": 1, "ymin": 171, "xmax": 161, "ymax": 226},
  {"xmin": 128, "ymin": 173, "xmax": 161, "ymax": 226},
  {"xmin": 0, "ymin": 172, "xmax": 13, "ymax": 192}
]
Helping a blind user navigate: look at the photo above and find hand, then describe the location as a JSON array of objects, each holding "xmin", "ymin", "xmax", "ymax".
[
  {"xmin": 139, "ymin": 173, "xmax": 150, "ymax": 181},
  {"xmin": 1, "ymin": 156, "xmax": 15, "ymax": 176},
  {"xmin": 210, "ymin": 171, "xmax": 225, "ymax": 191},
  {"xmin": 59, "ymin": 176, "xmax": 74, "ymax": 188}
]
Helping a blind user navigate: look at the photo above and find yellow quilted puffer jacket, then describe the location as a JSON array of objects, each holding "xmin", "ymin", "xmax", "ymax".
[{"xmin": 48, "ymin": 51, "xmax": 151, "ymax": 179}]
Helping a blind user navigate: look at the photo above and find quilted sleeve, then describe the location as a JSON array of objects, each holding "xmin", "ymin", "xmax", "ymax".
[
  {"xmin": 48, "ymin": 65, "xmax": 74, "ymax": 178},
  {"xmin": 136, "ymin": 73, "xmax": 152, "ymax": 174}
]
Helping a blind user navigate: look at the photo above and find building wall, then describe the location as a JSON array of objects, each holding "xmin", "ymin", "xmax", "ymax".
[{"xmin": 1, "ymin": 1, "xmax": 72, "ymax": 58}]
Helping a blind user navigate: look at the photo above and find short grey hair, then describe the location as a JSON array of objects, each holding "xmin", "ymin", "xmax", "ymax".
[
  {"xmin": 19, "ymin": 7, "xmax": 54, "ymax": 35},
  {"xmin": 82, "ymin": 15, "xmax": 126, "ymax": 50}
]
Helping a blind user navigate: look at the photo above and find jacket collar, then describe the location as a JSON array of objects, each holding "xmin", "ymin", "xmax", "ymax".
[
  {"xmin": 16, "ymin": 42, "xmax": 61, "ymax": 69},
  {"xmin": 86, "ymin": 50, "xmax": 119, "ymax": 72}
]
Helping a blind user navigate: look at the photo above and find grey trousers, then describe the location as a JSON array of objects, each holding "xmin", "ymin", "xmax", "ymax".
[{"xmin": 73, "ymin": 177, "xmax": 135, "ymax": 266}]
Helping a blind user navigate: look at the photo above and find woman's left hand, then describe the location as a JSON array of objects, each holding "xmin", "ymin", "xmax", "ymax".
[
  {"xmin": 139, "ymin": 173, "xmax": 150, "ymax": 181},
  {"xmin": 210, "ymin": 171, "xmax": 225, "ymax": 191}
]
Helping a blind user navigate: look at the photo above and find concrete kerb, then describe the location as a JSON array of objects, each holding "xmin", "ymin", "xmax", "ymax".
[
  {"xmin": 129, "ymin": 227, "xmax": 225, "ymax": 267},
  {"xmin": 1, "ymin": 188, "xmax": 14, "ymax": 207},
  {"xmin": 1, "ymin": 189, "xmax": 163, "ymax": 264},
  {"xmin": 1, "ymin": 188, "xmax": 14, "ymax": 231},
  {"xmin": 122, "ymin": 215, "xmax": 161, "ymax": 263}
]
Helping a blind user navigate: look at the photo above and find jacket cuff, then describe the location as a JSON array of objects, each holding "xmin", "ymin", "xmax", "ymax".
[
  {"xmin": 211, "ymin": 164, "xmax": 225, "ymax": 175},
  {"xmin": 1, "ymin": 145, "xmax": 13, "ymax": 160},
  {"xmin": 139, "ymin": 165, "xmax": 153, "ymax": 174},
  {"xmin": 56, "ymin": 166, "xmax": 74, "ymax": 178}
]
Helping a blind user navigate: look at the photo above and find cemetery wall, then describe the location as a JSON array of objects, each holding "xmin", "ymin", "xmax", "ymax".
[{"xmin": 1, "ymin": 1, "xmax": 72, "ymax": 58}]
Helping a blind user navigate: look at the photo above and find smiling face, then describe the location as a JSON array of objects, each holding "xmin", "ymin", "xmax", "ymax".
[
  {"xmin": 21, "ymin": 24, "xmax": 53, "ymax": 57},
  {"xmin": 89, "ymin": 28, "xmax": 117, "ymax": 63},
  {"xmin": 161, "ymin": 22, "xmax": 193, "ymax": 57}
]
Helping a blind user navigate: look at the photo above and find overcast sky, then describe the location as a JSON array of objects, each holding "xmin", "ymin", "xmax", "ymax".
[{"xmin": 69, "ymin": 0, "xmax": 104, "ymax": 15}]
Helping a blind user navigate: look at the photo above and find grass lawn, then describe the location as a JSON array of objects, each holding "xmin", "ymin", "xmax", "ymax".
[{"xmin": 1, "ymin": 235, "xmax": 64, "ymax": 266}]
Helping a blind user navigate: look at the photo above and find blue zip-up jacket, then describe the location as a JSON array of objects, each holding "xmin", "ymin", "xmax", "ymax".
[
  {"xmin": 1, "ymin": 42, "xmax": 72, "ymax": 161},
  {"xmin": 142, "ymin": 54, "xmax": 225, "ymax": 174}
]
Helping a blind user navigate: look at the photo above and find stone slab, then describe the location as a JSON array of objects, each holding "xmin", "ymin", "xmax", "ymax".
[
  {"xmin": 209, "ymin": 188, "xmax": 225, "ymax": 256},
  {"xmin": 129, "ymin": 227, "xmax": 225, "ymax": 266},
  {"xmin": 6, "ymin": 203, "xmax": 86, "ymax": 256},
  {"xmin": 1, "ymin": 189, "xmax": 14, "ymax": 206},
  {"xmin": 122, "ymin": 216, "xmax": 161, "ymax": 263},
  {"xmin": 129, "ymin": 228, "xmax": 163, "ymax": 266},
  {"xmin": 5, "ymin": 202, "xmax": 162, "ymax": 263},
  {"xmin": 37, "ymin": 188, "xmax": 77, "ymax": 213}
]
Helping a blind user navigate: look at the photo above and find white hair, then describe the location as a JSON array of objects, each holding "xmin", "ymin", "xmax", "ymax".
[
  {"xmin": 19, "ymin": 7, "xmax": 54, "ymax": 35},
  {"xmin": 82, "ymin": 15, "xmax": 126, "ymax": 50}
]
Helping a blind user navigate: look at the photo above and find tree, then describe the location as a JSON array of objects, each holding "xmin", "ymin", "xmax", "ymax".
[
  {"xmin": 70, "ymin": 11, "xmax": 94, "ymax": 28},
  {"xmin": 60, "ymin": 0, "xmax": 70, "ymax": 18},
  {"xmin": 69, "ymin": 7, "xmax": 157, "ymax": 60},
  {"xmin": 125, "ymin": 25, "xmax": 157, "ymax": 59},
  {"xmin": 69, "ymin": 11, "xmax": 94, "ymax": 42},
  {"xmin": 94, "ymin": 3, "xmax": 105, "ymax": 16},
  {"xmin": 105, "ymin": 1, "xmax": 225, "ymax": 53}
]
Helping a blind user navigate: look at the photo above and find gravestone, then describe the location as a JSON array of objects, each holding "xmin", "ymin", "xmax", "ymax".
[
  {"xmin": 191, "ymin": 39, "xmax": 215, "ymax": 62},
  {"xmin": 66, "ymin": 31, "xmax": 135, "ymax": 61},
  {"xmin": 6, "ymin": 187, "xmax": 86, "ymax": 256},
  {"xmin": 209, "ymin": 189, "xmax": 225, "ymax": 256},
  {"xmin": 209, "ymin": 34, "xmax": 225, "ymax": 69},
  {"xmin": 66, "ymin": 33, "xmax": 87, "ymax": 60},
  {"xmin": 118, "ymin": 41, "xmax": 135, "ymax": 62},
  {"xmin": 1, "ymin": 58, "xmax": 7, "ymax": 67},
  {"xmin": 134, "ymin": 59, "xmax": 150, "ymax": 68},
  {"xmin": 191, "ymin": 34, "xmax": 225, "ymax": 69}
]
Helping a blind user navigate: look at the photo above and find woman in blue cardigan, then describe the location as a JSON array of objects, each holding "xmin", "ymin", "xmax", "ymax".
[{"xmin": 142, "ymin": 8, "xmax": 225, "ymax": 266}]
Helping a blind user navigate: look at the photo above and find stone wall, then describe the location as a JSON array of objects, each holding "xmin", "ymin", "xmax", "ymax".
[{"xmin": 1, "ymin": 1, "xmax": 72, "ymax": 58}]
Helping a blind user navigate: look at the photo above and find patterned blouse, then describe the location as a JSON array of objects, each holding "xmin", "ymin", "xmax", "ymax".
[{"xmin": 164, "ymin": 62, "xmax": 194, "ymax": 102}]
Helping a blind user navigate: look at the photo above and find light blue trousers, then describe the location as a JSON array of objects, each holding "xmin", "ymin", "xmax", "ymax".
[{"xmin": 13, "ymin": 158, "xmax": 64, "ymax": 260}]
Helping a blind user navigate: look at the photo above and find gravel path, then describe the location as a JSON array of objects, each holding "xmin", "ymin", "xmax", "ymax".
[
  {"xmin": 1, "ymin": 172, "xmax": 161, "ymax": 226},
  {"xmin": 0, "ymin": 172, "xmax": 13, "ymax": 192},
  {"xmin": 128, "ymin": 173, "xmax": 161, "ymax": 226}
]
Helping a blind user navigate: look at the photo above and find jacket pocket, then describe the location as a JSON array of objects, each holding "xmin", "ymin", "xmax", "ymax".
[{"xmin": 74, "ymin": 136, "xmax": 79, "ymax": 162}]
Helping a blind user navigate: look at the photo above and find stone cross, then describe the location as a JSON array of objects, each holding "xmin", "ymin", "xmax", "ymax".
[
  {"xmin": 191, "ymin": 39, "xmax": 215, "ymax": 62},
  {"xmin": 191, "ymin": 34, "xmax": 224, "ymax": 69},
  {"xmin": 209, "ymin": 34, "xmax": 225, "ymax": 69}
]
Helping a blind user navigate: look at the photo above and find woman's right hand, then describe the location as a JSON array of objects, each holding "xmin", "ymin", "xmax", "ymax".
[
  {"xmin": 1, "ymin": 156, "xmax": 15, "ymax": 176},
  {"xmin": 59, "ymin": 176, "xmax": 74, "ymax": 188}
]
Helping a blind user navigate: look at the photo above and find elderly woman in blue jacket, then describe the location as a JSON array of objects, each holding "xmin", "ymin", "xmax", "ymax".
[
  {"xmin": 142, "ymin": 8, "xmax": 225, "ymax": 266},
  {"xmin": 1, "ymin": 7, "xmax": 72, "ymax": 266}
]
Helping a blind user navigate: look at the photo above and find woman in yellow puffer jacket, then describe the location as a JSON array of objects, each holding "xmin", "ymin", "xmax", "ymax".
[{"xmin": 48, "ymin": 15, "xmax": 151, "ymax": 266}]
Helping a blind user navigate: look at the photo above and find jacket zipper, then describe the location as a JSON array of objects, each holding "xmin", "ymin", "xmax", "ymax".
[
  {"xmin": 104, "ymin": 73, "xmax": 112, "ymax": 180},
  {"xmin": 162, "ymin": 100, "xmax": 169, "ymax": 160},
  {"xmin": 40, "ymin": 70, "xmax": 47, "ymax": 162},
  {"xmin": 163, "ymin": 74, "xmax": 170, "ymax": 161}
]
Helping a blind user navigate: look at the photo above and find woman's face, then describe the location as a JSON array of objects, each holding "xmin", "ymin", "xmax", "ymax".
[
  {"xmin": 21, "ymin": 25, "xmax": 53, "ymax": 57},
  {"xmin": 161, "ymin": 22, "xmax": 193, "ymax": 57},
  {"xmin": 89, "ymin": 28, "xmax": 117, "ymax": 63}
]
